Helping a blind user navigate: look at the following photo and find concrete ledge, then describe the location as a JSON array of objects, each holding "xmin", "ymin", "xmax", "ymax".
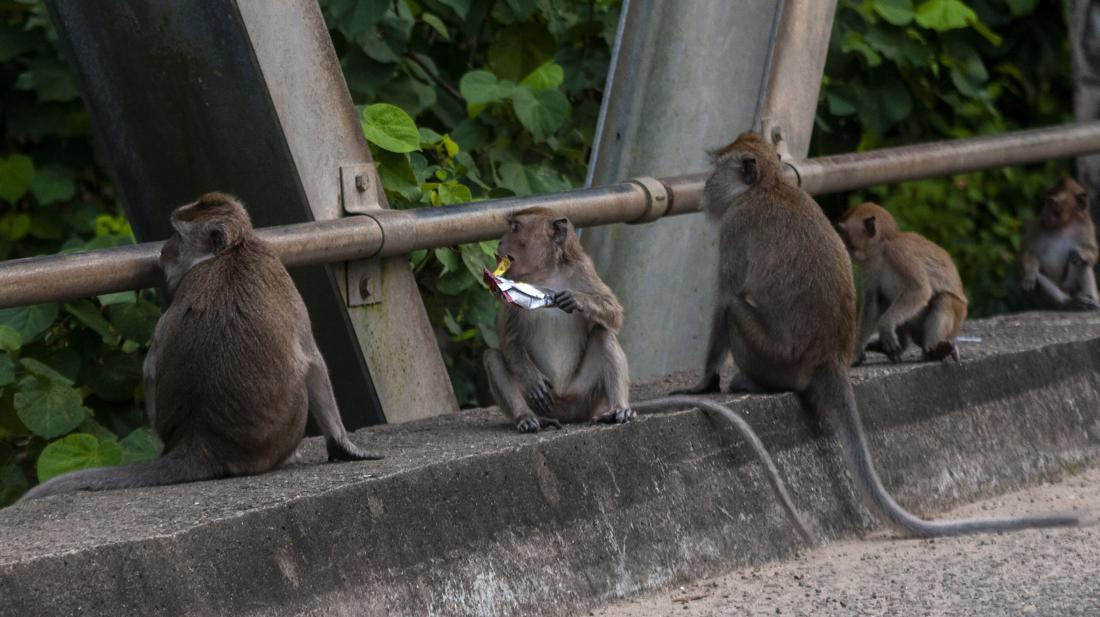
[{"xmin": 2, "ymin": 312, "xmax": 1100, "ymax": 617}]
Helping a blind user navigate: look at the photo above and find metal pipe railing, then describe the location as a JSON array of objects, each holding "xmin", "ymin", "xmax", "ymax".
[{"xmin": 4, "ymin": 121, "xmax": 1100, "ymax": 309}]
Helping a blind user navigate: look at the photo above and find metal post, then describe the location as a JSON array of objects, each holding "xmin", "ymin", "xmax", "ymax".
[
  {"xmin": 1069, "ymin": 0, "xmax": 1100, "ymax": 225},
  {"xmin": 44, "ymin": 0, "xmax": 456, "ymax": 425},
  {"xmin": 582, "ymin": 0, "xmax": 836, "ymax": 381}
]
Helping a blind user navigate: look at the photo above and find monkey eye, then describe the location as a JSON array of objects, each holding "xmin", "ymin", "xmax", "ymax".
[{"xmin": 508, "ymin": 220, "xmax": 519, "ymax": 233}]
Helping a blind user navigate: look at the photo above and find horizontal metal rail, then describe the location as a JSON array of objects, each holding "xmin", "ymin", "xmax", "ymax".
[{"xmin": 3, "ymin": 121, "xmax": 1100, "ymax": 309}]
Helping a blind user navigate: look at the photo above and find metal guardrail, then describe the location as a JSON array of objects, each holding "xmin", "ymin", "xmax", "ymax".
[{"xmin": 3, "ymin": 121, "xmax": 1100, "ymax": 309}]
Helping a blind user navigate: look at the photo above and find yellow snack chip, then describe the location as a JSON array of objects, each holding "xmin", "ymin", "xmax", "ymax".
[{"xmin": 492, "ymin": 256, "xmax": 511, "ymax": 276}]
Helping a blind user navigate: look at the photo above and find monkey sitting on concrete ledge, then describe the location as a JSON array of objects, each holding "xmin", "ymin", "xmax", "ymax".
[
  {"xmin": 484, "ymin": 208, "xmax": 635, "ymax": 433},
  {"xmin": 1020, "ymin": 177, "xmax": 1100, "ymax": 311},
  {"xmin": 22, "ymin": 193, "xmax": 381, "ymax": 501},
  {"xmin": 673, "ymin": 131, "xmax": 1077, "ymax": 538},
  {"xmin": 837, "ymin": 202, "xmax": 967, "ymax": 364}
]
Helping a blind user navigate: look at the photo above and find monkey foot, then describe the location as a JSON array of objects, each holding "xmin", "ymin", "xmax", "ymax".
[
  {"xmin": 516, "ymin": 415, "xmax": 562, "ymax": 433},
  {"xmin": 326, "ymin": 438, "xmax": 385, "ymax": 462},
  {"xmin": 1067, "ymin": 296, "xmax": 1100, "ymax": 311},
  {"xmin": 922, "ymin": 341, "xmax": 959, "ymax": 363},
  {"xmin": 670, "ymin": 373, "xmax": 720, "ymax": 396},
  {"xmin": 592, "ymin": 408, "xmax": 636, "ymax": 424}
]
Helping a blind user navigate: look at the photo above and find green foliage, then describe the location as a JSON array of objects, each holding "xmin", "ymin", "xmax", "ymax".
[
  {"xmin": 814, "ymin": 0, "xmax": 1072, "ymax": 316},
  {"xmin": 321, "ymin": 0, "xmax": 620, "ymax": 405},
  {"xmin": 0, "ymin": 2, "xmax": 160, "ymax": 504}
]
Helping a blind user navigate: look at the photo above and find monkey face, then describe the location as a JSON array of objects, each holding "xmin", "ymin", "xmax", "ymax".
[
  {"xmin": 1039, "ymin": 179, "xmax": 1091, "ymax": 229},
  {"xmin": 496, "ymin": 212, "xmax": 571, "ymax": 280}
]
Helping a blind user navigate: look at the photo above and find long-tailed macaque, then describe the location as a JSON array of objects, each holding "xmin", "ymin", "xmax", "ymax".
[
  {"xmin": 674, "ymin": 132, "xmax": 1077, "ymax": 538},
  {"xmin": 486, "ymin": 208, "xmax": 817, "ymax": 543},
  {"xmin": 837, "ymin": 202, "xmax": 968, "ymax": 364},
  {"xmin": 484, "ymin": 208, "xmax": 634, "ymax": 432},
  {"xmin": 23, "ymin": 193, "xmax": 380, "ymax": 501},
  {"xmin": 1020, "ymin": 177, "xmax": 1100, "ymax": 310}
]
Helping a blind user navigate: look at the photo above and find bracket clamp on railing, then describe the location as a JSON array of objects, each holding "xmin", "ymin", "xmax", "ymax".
[
  {"xmin": 628, "ymin": 176, "xmax": 672, "ymax": 224},
  {"xmin": 340, "ymin": 164, "xmax": 383, "ymax": 307}
]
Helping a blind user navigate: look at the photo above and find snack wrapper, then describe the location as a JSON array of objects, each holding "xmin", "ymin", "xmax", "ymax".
[{"xmin": 483, "ymin": 267, "xmax": 556, "ymax": 310}]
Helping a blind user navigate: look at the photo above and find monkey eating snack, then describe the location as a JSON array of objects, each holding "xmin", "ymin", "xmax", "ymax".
[{"xmin": 483, "ymin": 267, "xmax": 556, "ymax": 310}]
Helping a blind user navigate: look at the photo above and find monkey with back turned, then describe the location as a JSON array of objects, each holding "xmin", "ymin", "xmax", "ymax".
[
  {"xmin": 1021, "ymin": 177, "xmax": 1100, "ymax": 310},
  {"xmin": 674, "ymin": 132, "xmax": 1076, "ymax": 538},
  {"xmin": 22, "ymin": 193, "xmax": 380, "ymax": 501},
  {"xmin": 837, "ymin": 202, "xmax": 968, "ymax": 364}
]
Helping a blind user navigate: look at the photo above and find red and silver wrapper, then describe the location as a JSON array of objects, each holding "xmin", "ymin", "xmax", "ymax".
[{"xmin": 483, "ymin": 268, "xmax": 556, "ymax": 310}]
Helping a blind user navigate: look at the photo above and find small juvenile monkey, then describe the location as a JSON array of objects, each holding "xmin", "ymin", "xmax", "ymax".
[
  {"xmin": 1020, "ymin": 177, "xmax": 1100, "ymax": 310},
  {"xmin": 23, "ymin": 193, "xmax": 380, "ymax": 501},
  {"xmin": 837, "ymin": 202, "xmax": 968, "ymax": 364},
  {"xmin": 674, "ymin": 132, "xmax": 1076, "ymax": 538},
  {"xmin": 484, "ymin": 208, "xmax": 635, "ymax": 433}
]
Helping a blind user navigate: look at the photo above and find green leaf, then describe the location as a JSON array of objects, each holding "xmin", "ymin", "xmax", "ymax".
[
  {"xmin": 914, "ymin": 0, "xmax": 976, "ymax": 32},
  {"xmin": 360, "ymin": 103, "xmax": 421, "ymax": 153},
  {"xmin": 0, "ymin": 326, "xmax": 20, "ymax": 354},
  {"xmin": 498, "ymin": 162, "xmax": 572, "ymax": 195},
  {"xmin": 373, "ymin": 148, "xmax": 420, "ymax": 201},
  {"xmin": 108, "ymin": 299, "xmax": 161, "ymax": 343},
  {"xmin": 511, "ymin": 85, "xmax": 570, "ymax": 141},
  {"xmin": 459, "ymin": 70, "xmax": 516, "ymax": 105},
  {"xmin": 872, "ymin": 0, "xmax": 914, "ymax": 25},
  {"xmin": 15, "ymin": 374, "xmax": 89, "ymax": 439},
  {"xmin": 0, "ymin": 153, "xmax": 33, "ymax": 204},
  {"xmin": 97, "ymin": 291, "xmax": 138, "ymax": 306},
  {"xmin": 434, "ymin": 182, "xmax": 472, "ymax": 205},
  {"xmin": 19, "ymin": 357, "xmax": 72, "ymax": 385},
  {"xmin": 437, "ymin": 0, "xmax": 471, "ymax": 19},
  {"xmin": 0, "ymin": 303, "xmax": 59, "ymax": 343},
  {"xmin": 0, "ymin": 465, "xmax": 27, "ymax": 507},
  {"xmin": 0, "ymin": 352, "xmax": 14, "ymax": 387},
  {"xmin": 36, "ymin": 433, "xmax": 123, "ymax": 483},
  {"xmin": 460, "ymin": 243, "xmax": 493, "ymax": 280},
  {"xmin": 435, "ymin": 247, "xmax": 462, "ymax": 274},
  {"xmin": 91, "ymin": 350, "xmax": 142, "ymax": 402},
  {"xmin": 0, "ymin": 212, "xmax": 30, "ymax": 240},
  {"xmin": 487, "ymin": 24, "xmax": 556, "ymax": 82},
  {"xmin": 442, "ymin": 135, "xmax": 460, "ymax": 158},
  {"xmin": 520, "ymin": 61, "xmax": 565, "ymax": 92},
  {"xmin": 436, "ymin": 269, "xmax": 476, "ymax": 295},
  {"xmin": 29, "ymin": 164, "xmax": 76, "ymax": 205},
  {"xmin": 418, "ymin": 127, "xmax": 444, "ymax": 145},
  {"xmin": 841, "ymin": 32, "xmax": 882, "ymax": 67},
  {"xmin": 121, "ymin": 427, "xmax": 161, "ymax": 464},
  {"xmin": 421, "ymin": 13, "xmax": 450, "ymax": 39},
  {"xmin": 65, "ymin": 299, "xmax": 115, "ymax": 343}
]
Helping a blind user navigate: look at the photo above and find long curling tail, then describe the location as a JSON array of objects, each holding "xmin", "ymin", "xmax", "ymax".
[
  {"xmin": 805, "ymin": 366, "xmax": 1078, "ymax": 538},
  {"xmin": 634, "ymin": 395, "xmax": 818, "ymax": 547},
  {"xmin": 20, "ymin": 446, "xmax": 218, "ymax": 502}
]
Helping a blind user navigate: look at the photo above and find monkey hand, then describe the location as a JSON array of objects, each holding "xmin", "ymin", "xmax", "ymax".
[
  {"xmin": 592, "ymin": 408, "xmax": 636, "ymax": 424},
  {"xmin": 879, "ymin": 328, "xmax": 904, "ymax": 363},
  {"xmin": 551, "ymin": 290, "xmax": 580, "ymax": 313},
  {"xmin": 516, "ymin": 415, "xmax": 562, "ymax": 433},
  {"xmin": 1021, "ymin": 271, "xmax": 1038, "ymax": 292},
  {"xmin": 523, "ymin": 372, "xmax": 557, "ymax": 417}
]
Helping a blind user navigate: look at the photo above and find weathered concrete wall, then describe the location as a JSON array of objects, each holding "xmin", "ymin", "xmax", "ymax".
[{"xmin": 2, "ymin": 312, "xmax": 1100, "ymax": 617}]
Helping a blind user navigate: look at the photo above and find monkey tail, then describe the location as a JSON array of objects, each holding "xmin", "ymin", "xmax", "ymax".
[
  {"xmin": 804, "ymin": 367, "xmax": 1078, "ymax": 538},
  {"xmin": 20, "ymin": 446, "xmax": 218, "ymax": 502},
  {"xmin": 634, "ymin": 396, "xmax": 818, "ymax": 546}
]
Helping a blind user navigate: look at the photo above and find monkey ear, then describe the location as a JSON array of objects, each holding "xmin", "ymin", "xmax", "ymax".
[
  {"xmin": 551, "ymin": 218, "xmax": 569, "ymax": 245},
  {"xmin": 741, "ymin": 157, "xmax": 758, "ymax": 185},
  {"xmin": 208, "ymin": 223, "xmax": 228, "ymax": 253},
  {"xmin": 1076, "ymin": 192, "xmax": 1090, "ymax": 211},
  {"xmin": 862, "ymin": 216, "xmax": 877, "ymax": 238}
]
